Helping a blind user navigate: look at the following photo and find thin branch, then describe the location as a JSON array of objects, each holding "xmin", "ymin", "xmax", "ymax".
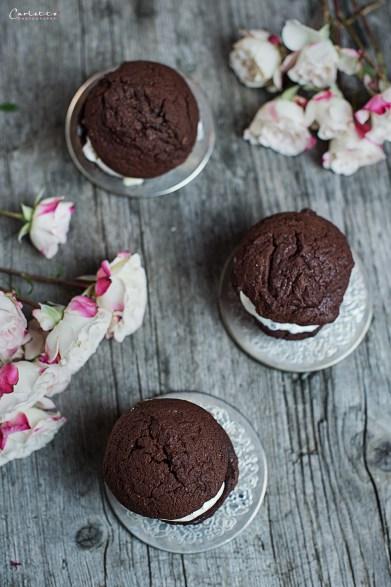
[
  {"xmin": 0, "ymin": 285, "xmax": 39, "ymax": 309},
  {"xmin": 346, "ymin": 0, "xmax": 384, "ymax": 25},
  {"xmin": 351, "ymin": 0, "xmax": 386, "ymax": 76},
  {"xmin": 0, "ymin": 266, "xmax": 89, "ymax": 291},
  {"xmin": 322, "ymin": 0, "xmax": 331, "ymax": 23},
  {"xmin": 332, "ymin": 0, "xmax": 343, "ymax": 44}
]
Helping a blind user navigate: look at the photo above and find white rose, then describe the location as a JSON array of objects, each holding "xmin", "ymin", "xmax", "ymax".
[
  {"xmin": 0, "ymin": 292, "xmax": 29, "ymax": 363},
  {"xmin": 0, "ymin": 361, "xmax": 44, "ymax": 423},
  {"xmin": 282, "ymin": 20, "xmax": 338, "ymax": 89},
  {"xmin": 305, "ymin": 89, "xmax": 353, "ymax": 140},
  {"xmin": 244, "ymin": 98, "xmax": 315, "ymax": 156},
  {"xmin": 35, "ymin": 363, "xmax": 71, "ymax": 398},
  {"xmin": 323, "ymin": 125, "xmax": 386, "ymax": 175},
  {"xmin": 230, "ymin": 30, "xmax": 282, "ymax": 88},
  {"xmin": 20, "ymin": 196, "xmax": 75, "ymax": 259},
  {"xmin": 45, "ymin": 295, "xmax": 111, "ymax": 374},
  {"xmin": 287, "ymin": 40, "xmax": 339, "ymax": 89},
  {"xmin": 0, "ymin": 403, "xmax": 65, "ymax": 467},
  {"xmin": 95, "ymin": 253, "xmax": 147, "ymax": 342}
]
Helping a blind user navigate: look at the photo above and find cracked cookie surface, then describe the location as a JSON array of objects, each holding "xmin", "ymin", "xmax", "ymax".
[
  {"xmin": 103, "ymin": 399, "xmax": 238, "ymax": 522},
  {"xmin": 232, "ymin": 209, "xmax": 354, "ymax": 327},
  {"xmin": 83, "ymin": 61, "xmax": 199, "ymax": 178}
]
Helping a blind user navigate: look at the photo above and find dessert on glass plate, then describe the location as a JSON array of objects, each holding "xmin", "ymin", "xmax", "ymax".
[
  {"xmin": 66, "ymin": 60, "xmax": 215, "ymax": 197},
  {"xmin": 103, "ymin": 392, "xmax": 268, "ymax": 553},
  {"xmin": 219, "ymin": 209, "xmax": 373, "ymax": 372}
]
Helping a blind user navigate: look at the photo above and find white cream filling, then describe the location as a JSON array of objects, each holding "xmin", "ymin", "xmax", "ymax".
[
  {"xmin": 82, "ymin": 138, "xmax": 144, "ymax": 186},
  {"xmin": 240, "ymin": 291, "xmax": 319, "ymax": 334},
  {"xmin": 161, "ymin": 482, "xmax": 225, "ymax": 523}
]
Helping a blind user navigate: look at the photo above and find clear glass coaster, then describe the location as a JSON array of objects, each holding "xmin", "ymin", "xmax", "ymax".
[
  {"xmin": 65, "ymin": 69, "xmax": 215, "ymax": 198},
  {"xmin": 105, "ymin": 391, "xmax": 268, "ymax": 554},
  {"xmin": 218, "ymin": 252, "xmax": 373, "ymax": 373}
]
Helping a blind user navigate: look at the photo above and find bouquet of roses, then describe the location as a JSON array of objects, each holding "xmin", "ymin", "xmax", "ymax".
[
  {"xmin": 0, "ymin": 251, "xmax": 147, "ymax": 466},
  {"xmin": 230, "ymin": 2, "xmax": 390, "ymax": 175}
]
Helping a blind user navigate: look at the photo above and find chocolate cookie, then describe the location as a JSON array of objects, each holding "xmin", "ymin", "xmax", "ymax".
[
  {"xmin": 103, "ymin": 398, "xmax": 238, "ymax": 524},
  {"xmin": 232, "ymin": 209, "xmax": 354, "ymax": 340},
  {"xmin": 83, "ymin": 61, "xmax": 199, "ymax": 178}
]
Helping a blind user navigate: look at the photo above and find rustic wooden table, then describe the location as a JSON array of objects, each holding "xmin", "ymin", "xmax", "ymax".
[{"xmin": 1, "ymin": 0, "xmax": 391, "ymax": 585}]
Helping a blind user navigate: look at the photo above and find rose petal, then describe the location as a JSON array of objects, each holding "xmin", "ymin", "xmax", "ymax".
[
  {"xmin": 0, "ymin": 364, "xmax": 19, "ymax": 397},
  {"xmin": 0, "ymin": 413, "xmax": 30, "ymax": 450},
  {"xmin": 68, "ymin": 295, "xmax": 97, "ymax": 318}
]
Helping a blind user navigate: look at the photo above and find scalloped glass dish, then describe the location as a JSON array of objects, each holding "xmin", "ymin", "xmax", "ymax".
[
  {"xmin": 218, "ymin": 251, "xmax": 373, "ymax": 372},
  {"xmin": 65, "ymin": 70, "xmax": 215, "ymax": 198},
  {"xmin": 105, "ymin": 391, "xmax": 268, "ymax": 554}
]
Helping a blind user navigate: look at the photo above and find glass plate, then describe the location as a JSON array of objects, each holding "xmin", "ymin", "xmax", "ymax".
[
  {"xmin": 218, "ymin": 251, "xmax": 373, "ymax": 372},
  {"xmin": 65, "ymin": 69, "xmax": 215, "ymax": 198},
  {"xmin": 105, "ymin": 391, "xmax": 268, "ymax": 553}
]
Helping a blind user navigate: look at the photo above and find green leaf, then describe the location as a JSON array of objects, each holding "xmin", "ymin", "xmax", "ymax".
[
  {"xmin": 18, "ymin": 222, "xmax": 30, "ymax": 242},
  {"xmin": 34, "ymin": 188, "xmax": 45, "ymax": 206},
  {"xmin": 0, "ymin": 102, "xmax": 18, "ymax": 112},
  {"xmin": 36, "ymin": 303, "xmax": 65, "ymax": 328},
  {"xmin": 319, "ymin": 24, "xmax": 330, "ymax": 39},
  {"xmin": 280, "ymin": 85, "xmax": 299, "ymax": 101},
  {"xmin": 21, "ymin": 204, "xmax": 33, "ymax": 222}
]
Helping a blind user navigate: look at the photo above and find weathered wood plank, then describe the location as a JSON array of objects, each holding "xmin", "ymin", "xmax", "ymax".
[{"xmin": 0, "ymin": 0, "xmax": 390, "ymax": 585}]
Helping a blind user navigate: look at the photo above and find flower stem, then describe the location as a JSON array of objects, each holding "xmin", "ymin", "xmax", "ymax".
[
  {"xmin": 346, "ymin": 0, "xmax": 384, "ymax": 25},
  {"xmin": 0, "ymin": 209, "xmax": 24, "ymax": 221},
  {"xmin": 0, "ymin": 285, "xmax": 39, "ymax": 309},
  {"xmin": 322, "ymin": 0, "xmax": 331, "ymax": 23},
  {"xmin": 0, "ymin": 266, "xmax": 90, "ymax": 291}
]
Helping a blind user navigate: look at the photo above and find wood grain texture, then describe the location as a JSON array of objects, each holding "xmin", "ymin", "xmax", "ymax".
[{"xmin": 1, "ymin": 0, "xmax": 391, "ymax": 585}]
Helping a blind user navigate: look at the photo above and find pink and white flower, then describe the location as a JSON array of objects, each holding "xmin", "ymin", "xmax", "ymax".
[
  {"xmin": 281, "ymin": 20, "xmax": 338, "ymax": 89},
  {"xmin": 323, "ymin": 125, "xmax": 386, "ymax": 175},
  {"xmin": 0, "ymin": 403, "xmax": 65, "ymax": 467},
  {"xmin": 35, "ymin": 363, "xmax": 71, "ymax": 398},
  {"xmin": 244, "ymin": 97, "xmax": 315, "ymax": 156},
  {"xmin": 305, "ymin": 89, "xmax": 353, "ymax": 140},
  {"xmin": 230, "ymin": 30, "xmax": 282, "ymax": 89},
  {"xmin": 0, "ymin": 361, "xmax": 43, "ymax": 423},
  {"xmin": 44, "ymin": 295, "xmax": 111, "ymax": 374},
  {"xmin": 95, "ymin": 253, "xmax": 147, "ymax": 342},
  {"xmin": 19, "ymin": 196, "xmax": 75, "ymax": 259},
  {"xmin": 0, "ymin": 292, "xmax": 29, "ymax": 363},
  {"xmin": 285, "ymin": 40, "xmax": 339, "ymax": 89},
  {"xmin": 356, "ymin": 87, "xmax": 391, "ymax": 144}
]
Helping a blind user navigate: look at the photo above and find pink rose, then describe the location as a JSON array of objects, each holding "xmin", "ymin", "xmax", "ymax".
[
  {"xmin": 0, "ymin": 292, "xmax": 29, "ymax": 362},
  {"xmin": 95, "ymin": 253, "xmax": 147, "ymax": 342},
  {"xmin": 244, "ymin": 97, "xmax": 315, "ymax": 156},
  {"xmin": 0, "ymin": 402, "xmax": 65, "ymax": 467},
  {"xmin": 44, "ymin": 295, "xmax": 111, "ymax": 374},
  {"xmin": 0, "ymin": 361, "xmax": 43, "ymax": 423},
  {"xmin": 323, "ymin": 125, "xmax": 385, "ymax": 175},
  {"xmin": 355, "ymin": 88, "xmax": 391, "ymax": 144},
  {"xmin": 19, "ymin": 196, "xmax": 75, "ymax": 259},
  {"xmin": 305, "ymin": 89, "xmax": 353, "ymax": 140}
]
